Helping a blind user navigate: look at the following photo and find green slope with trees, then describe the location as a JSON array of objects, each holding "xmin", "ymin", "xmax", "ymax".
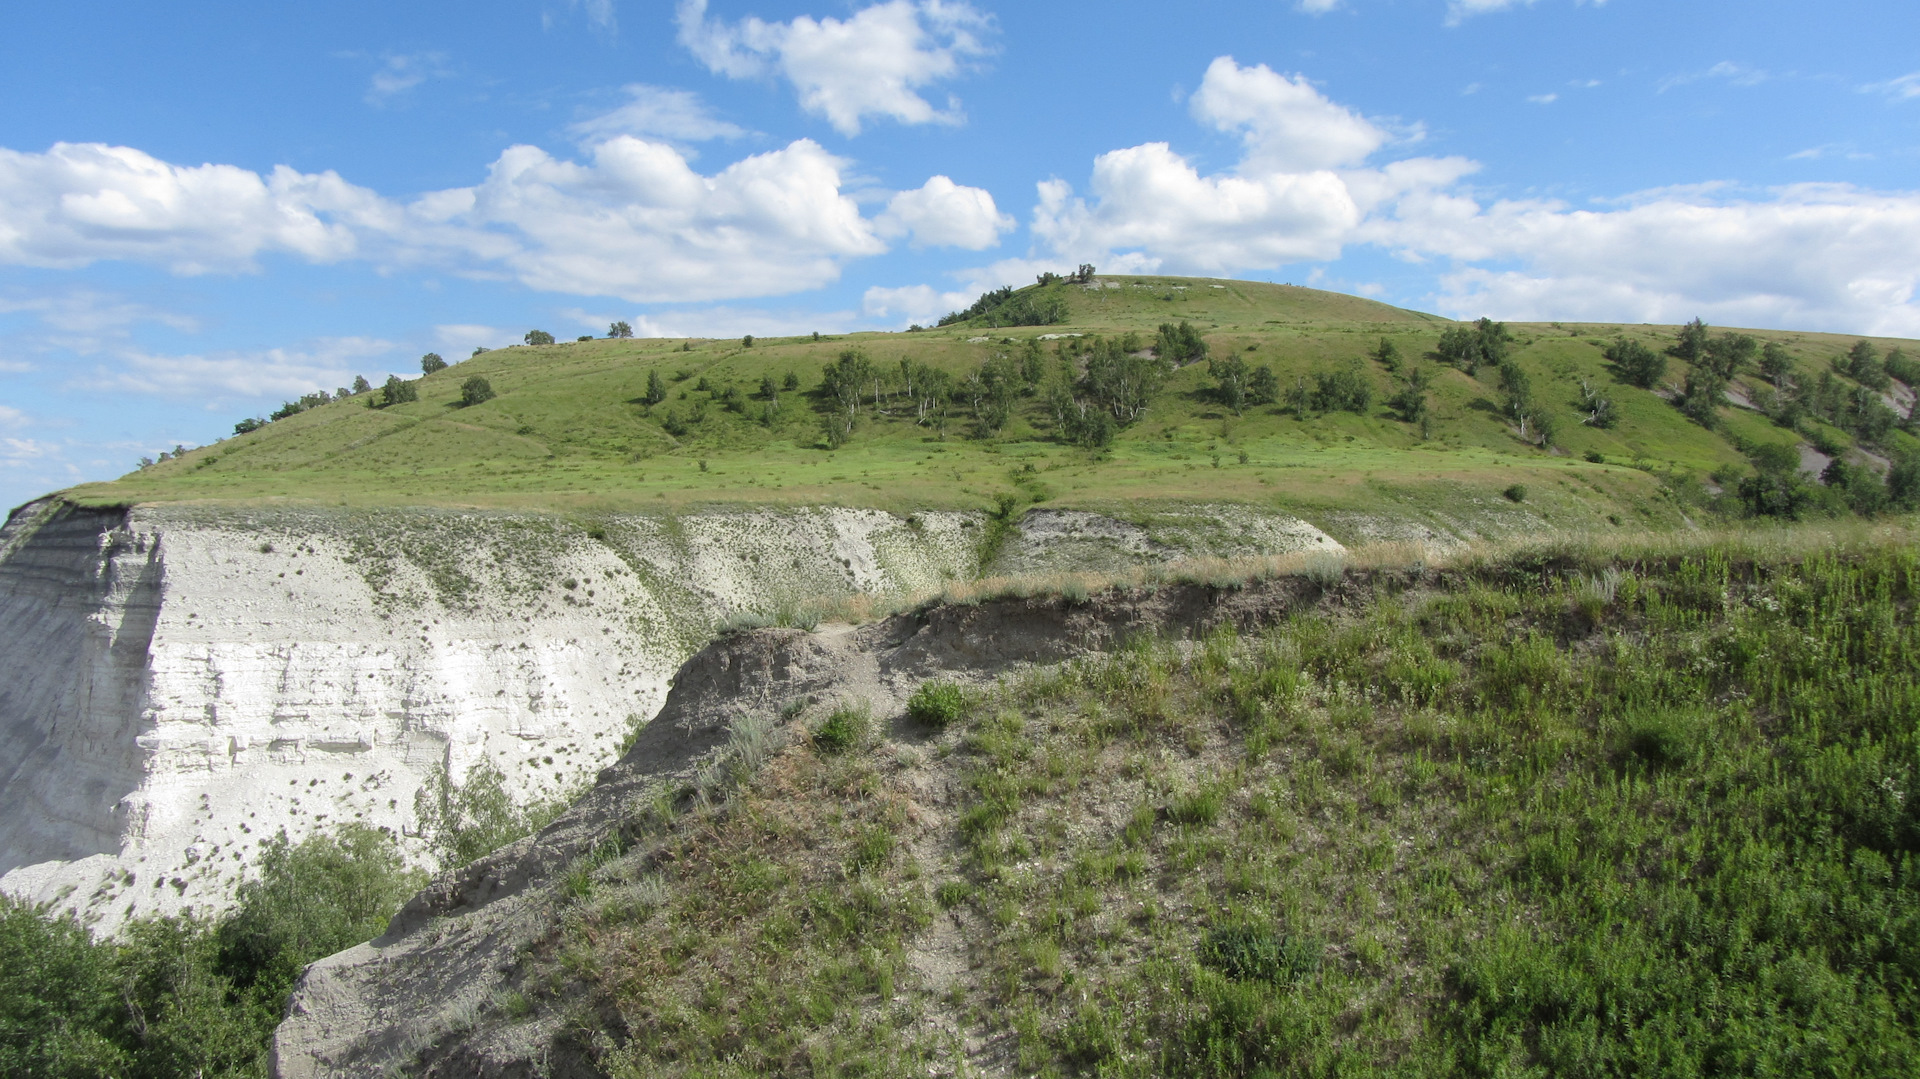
[{"xmin": 58, "ymin": 276, "xmax": 1920, "ymax": 531}]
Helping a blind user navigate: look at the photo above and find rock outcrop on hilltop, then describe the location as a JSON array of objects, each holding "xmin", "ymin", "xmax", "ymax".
[{"xmin": 0, "ymin": 498, "xmax": 1343, "ymax": 931}]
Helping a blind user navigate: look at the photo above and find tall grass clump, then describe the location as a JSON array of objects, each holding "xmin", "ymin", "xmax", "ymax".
[{"xmin": 906, "ymin": 681, "xmax": 968, "ymax": 727}]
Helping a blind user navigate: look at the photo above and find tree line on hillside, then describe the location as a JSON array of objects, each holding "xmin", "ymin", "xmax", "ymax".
[
  {"xmin": 222, "ymin": 347, "xmax": 510, "ymax": 445},
  {"xmin": 936, "ymin": 284, "xmax": 1070, "ymax": 329},
  {"xmin": 790, "ymin": 321, "xmax": 1214, "ymax": 450}
]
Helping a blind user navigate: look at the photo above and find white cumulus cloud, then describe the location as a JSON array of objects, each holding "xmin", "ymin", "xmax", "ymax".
[
  {"xmin": 1026, "ymin": 58, "xmax": 1446, "ymax": 275},
  {"xmin": 0, "ymin": 143, "xmax": 391, "ymax": 274},
  {"xmin": 0, "ymin": 134, "xmax": 961, "ymax": 304},
  {"xmin": 861, "ymin": 283, "xmax": 974, "ymax": 326},
  {"xmin": 875, "ymin": 175, "xmax": 1011, "ymax": 249},
  {"xmin": 414, "ymin": 136, "xmax": 886, "ymax": 301},
  {"xmin": 1189, "ymin": 57, "xmax": 1387, "ymax": 172},
  {"xmin": 1018, "ymin": 54, "xmax": 1920, "ymax": 336},
  {"xmin": 1372, "ymin": 184, "xmax": 1920, "ymax": 335},
  {"xmin": 675, "ymin": 0, "xmax": 992, "ymax": 135}
]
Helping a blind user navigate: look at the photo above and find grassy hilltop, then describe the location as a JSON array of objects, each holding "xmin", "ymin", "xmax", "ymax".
[{"xmin": 65, "ymin": 275, "xmax": 1920, "ymax": 535}]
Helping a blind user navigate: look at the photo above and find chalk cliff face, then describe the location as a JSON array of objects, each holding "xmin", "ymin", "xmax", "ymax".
[{"xmin": 0, "ymin": 498, "xmax": 1341, "ymax": 931}]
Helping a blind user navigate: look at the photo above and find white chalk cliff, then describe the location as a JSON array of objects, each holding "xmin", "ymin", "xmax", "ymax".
[{"xmin": 0, "ymin": 498, "xmax": 1340, "ymax": 931}]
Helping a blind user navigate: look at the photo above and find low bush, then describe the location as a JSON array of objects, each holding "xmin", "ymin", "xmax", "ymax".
[
  {"xmin": 811, "ymin": 705, "xmax": 868, "ymax": 754},
  {"xmin": 906, "ymin": 681, "xmax": 967, "ymax": 727}
]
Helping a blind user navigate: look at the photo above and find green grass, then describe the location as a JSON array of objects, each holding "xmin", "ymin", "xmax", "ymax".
[
  {"xmin": 500, "ymin": 522, "xmax": 1920, "ymax": 1077},
  {"xmin": 58, "ymin": 278, "xmax": 1915, "ymax": 534}
]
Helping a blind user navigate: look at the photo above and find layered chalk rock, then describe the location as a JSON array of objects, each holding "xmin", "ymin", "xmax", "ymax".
[{"xmin": 0, "ymin": 499, "xmax": 1340, "ymax": 932}]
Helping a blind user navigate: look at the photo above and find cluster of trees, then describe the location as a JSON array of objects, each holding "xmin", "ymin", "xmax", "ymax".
[
  {"xmin": 1663, "ymin": 322, "xmax": 1916, "ymax": 447},
  {"xmin": 237, "ymin": 347, "xmax": 501, "ymax": 434},
  {"xmin": 238, "ymin": 375, "xmax": 377, "ymax": 434},
  {"xmin": 1433, "ymin": 318, "xmax": 1514, "ymax": 375},
  {"xmin": 937, "ymin": 286, "xmax": 1068, "ymax": 328},
  {"xmin": 0, "ymin": 825, "xmax": 422, "ymax": 1078},
  {"xmin": 1284, "ymin": 363, "xmax": 1375, "ymax": 417},
  {"xmin": 608, "ymin": 321, "xmax": 633, "ymax": 339},
  {"xmin": 1034, "ymin": 264, "xmax": 1100, "ymax": 287},
  {"xmin": 1493, "ymin": 360, "xmax": 1556, "ymax": 446},
  {"xmin": 1206, "ymin": 354, "xmax": 1279, "ymax": 414},
  {"xmin": 1049, "ymin": 335, "xmax": 1174, "ymax": 447},
  {"xmin": 774, "ymin": 334, "xmax": 1184, "ymax": 451},
  {"xmin": 524, "ymin": 330, "xmax": 555, "ymax": 346},
  {"xmin": 1155, "ymin": 321, "xmax": 1209, "ymax": 365},
  {"xmin": 1736, "ymin": 439, "xmax": 1920, "ymax": 520}
]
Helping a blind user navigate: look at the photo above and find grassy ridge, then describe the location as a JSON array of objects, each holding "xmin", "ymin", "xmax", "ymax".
[
  {"xmin": 64, "ymin": 278, "xmax": 1917, "ymax": 532},
  {"xmin": 515, "ymin": 523, "xmax": 1920, "ymax": 1077}
]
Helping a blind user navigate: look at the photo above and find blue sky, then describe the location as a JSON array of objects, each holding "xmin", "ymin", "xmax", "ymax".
[{"xmin": 2, "ymin": 0, "xmax": 1917, "ymax": 509}]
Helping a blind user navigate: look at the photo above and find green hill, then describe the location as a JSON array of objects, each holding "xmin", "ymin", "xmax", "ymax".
[{"xmin": 65, "ymin": 276, "xmax": 1920, "ymax": 534}]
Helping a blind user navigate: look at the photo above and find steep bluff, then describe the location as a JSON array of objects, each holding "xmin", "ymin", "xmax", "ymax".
[{"xmin": 0, "ymin": 499, "xmax": 1343, "ymax": 931}]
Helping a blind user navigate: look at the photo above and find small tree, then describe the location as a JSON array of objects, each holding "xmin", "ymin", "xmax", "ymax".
[
  {"xmin": 1371, "ymin": 337, "xmax": 1402, "ymax": 372},
  {"xmin": 608, "ymin": 320, "xmax": 633, "ymax": 339},
  {"xmin": 1474, "ymin": 318, "xmax": 1514, "ymax": 369},
  {"xmin": 1604, "ymin": 337, "xmax": 1667, "ymax": 389},
  {"xmin": 1388, "ymin": 363, "xmax": 1434, "ymax": 425},
  {"xmin": 460, "ymin": 376, "xmax": 495, "ymax": 407},
  {"xmin": 742, "ymin": 334, "xmax": 755, "ymax": 348},
  {"xmin": 351, "ymin": 374, "xmax": 372, "ymax": 395},
  {"xmin": 782, "ymin": 371, "xmax": 801, "ymax": 392},
  {"xmin": 420, "ymin": 352, "xmax": 448, "ymax": 375},
  {"xmin": 1678, "ymin": 368, "xmax": 1725, "ymax": 428},
  {"xmin": 1844, "ymin": 339, "xmax": 1890, "ymax": 391},
  {"xmin": 379, "ymin": 375, "xmax": 418, "ymax": 408},
  {"xmin": 1211, "ymin": 354, "xmax": 1250, "ymax": 413},
  {"xmin": 1434, "ymin": 326, "xmax": 1479, "ymax": 373},
  {"xmin": 1670, "ymin": 318, "xmax": 1709, "ymax": 365},
  {"xmin": 1578, "ymin": 379, "xmax": 1618, "ymax": 428},
  {"xmin": 1702, "ymin": 333, "xmax": 1756, "ymax": 380},
  {"xmin": 1247, "ymin": 365, "xmax": 1279, "ymax": 406},
  {"xmin": 644, "ymin": 370, "xmax": 668, "ymax": 406},
  {"xmin": 1760, "ymin": 341, "xmax": 1795, "ymax": 386},
  {"xmin": 1154, "ymin": 321, "xmax": 1208, "ymax": 365},
  {"xmin": 524, "ymin": 329, "xmax": 554, "ymax": 346}
]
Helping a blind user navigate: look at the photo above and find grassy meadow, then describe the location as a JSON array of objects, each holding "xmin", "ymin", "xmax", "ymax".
[{"xmin": 62, "ymin": 277, "xmax": 1920, "ymax": 534}]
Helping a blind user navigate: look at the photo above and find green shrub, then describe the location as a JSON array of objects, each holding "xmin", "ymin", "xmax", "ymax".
[
  {"xmin": 812, "ymin": 705, "xmax": 868, "ymax": 754},
  {"xmin": 459, "ymin": 376, "xmax": 495, "ymax": 407},
  {"xmin": 1502, "ymin": 483, "xmax": 1528, "ymax": 502},
  {"xmin": 907, "ymin": 681, "xmax": 967, "ymax": 727}
]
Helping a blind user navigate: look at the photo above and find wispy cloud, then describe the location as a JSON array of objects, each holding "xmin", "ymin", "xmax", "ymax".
[
  {"xmin": 86, "ymin": 336, "xmax": 399, "ymax": 399},
  {"xmin": 1660, "ymin": 60, "xmax": 1767, "ymax": 92},
  {"xmin": 1528, "ymin": 93, "xmax": 1559, "ymax": 104},
  {"xmin": 568, "ymin": 85, "xmax": 749, "ymax": 145},
  {"xmin": 1862, "ymin": 72, "xmax": 1920, "ymax": 101},
  {"xmin": 363, "ymin": 52, "xmax": 451, "ymax": 106}
]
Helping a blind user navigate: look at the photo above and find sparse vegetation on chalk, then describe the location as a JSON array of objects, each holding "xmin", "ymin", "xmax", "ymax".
[{"xmin": 443, "ymin": 522, "xmax": 1920, "ymax": 1077}]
